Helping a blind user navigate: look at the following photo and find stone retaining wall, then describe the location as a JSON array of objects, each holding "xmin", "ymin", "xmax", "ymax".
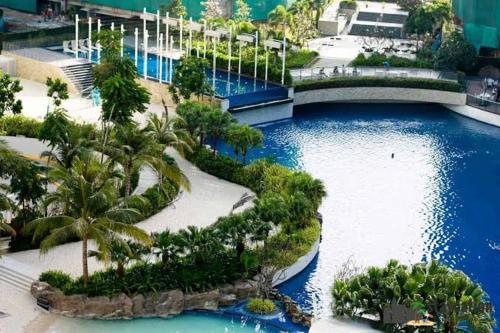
[{"xmin": 31, "ymin": 279, "xmax": 258, "ymax": 319}]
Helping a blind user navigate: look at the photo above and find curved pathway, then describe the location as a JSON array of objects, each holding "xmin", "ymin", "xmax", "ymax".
[{"xmin": 1, "ymin": 138, "xmax": 252, "ymax": 278}]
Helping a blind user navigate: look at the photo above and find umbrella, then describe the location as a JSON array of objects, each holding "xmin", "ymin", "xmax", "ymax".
[{"xmin": 478, "ymin": 65, "xmax": 500, "ymax": 79}]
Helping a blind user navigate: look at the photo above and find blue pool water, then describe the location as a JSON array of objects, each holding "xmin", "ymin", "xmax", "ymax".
[
  {"xmin": 73, "ymin": 48, "xmax": 286, "ymax": 107},
  {"xmin": 231, "ymin": 103, "xmax": 500, "ymax": 329}
]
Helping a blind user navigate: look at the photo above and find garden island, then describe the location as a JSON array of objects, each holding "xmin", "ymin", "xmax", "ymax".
[{"xmin": 0, "ymin": 0, "xmax": 498, "ymax": 332}]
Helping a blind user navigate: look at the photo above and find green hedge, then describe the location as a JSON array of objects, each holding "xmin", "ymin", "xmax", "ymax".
[
  {"xmin": 350, "ymin": 53, "xmax": 433, "ymax": 69},
  {"xmin": 0, "ymin": 115, "xmax": 42, "ymax": 137},
  {"xmin": 294, "ymin": 76, "xmax": 463, "ymax": 93},
  {"xmin": 339, "ymin": 0, "xmax": 357, "ymax": 10}
]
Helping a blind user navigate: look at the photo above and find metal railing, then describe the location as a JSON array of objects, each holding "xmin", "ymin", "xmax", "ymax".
[
  {"xmin": 291, "ymin": 66, "xmax": 457, "ymax": 82},
  {"xmin": 466, "ymin": 94, "xmax": 500, "ymax": 115}
]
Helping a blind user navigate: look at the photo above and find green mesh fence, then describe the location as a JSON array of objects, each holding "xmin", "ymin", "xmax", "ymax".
[
  {"xmin": 0, "ymin": 0, "xmax": 37, "ymax": 13},
  {"xmin": 452, "ymin": 0, "xmax": 500, "ymax": 49},
  {"xmin": 77, "ymin": 0, "xmax": 289, "ymax": 20}
]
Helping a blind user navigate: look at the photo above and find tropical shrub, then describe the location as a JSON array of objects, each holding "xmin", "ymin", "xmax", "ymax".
[
  {"xmin": 187, "ymin": 147, "xmax": 245, "ymax": 184},
  {"xmin": 294, "ymin": 76, "xmax": 463, "ymax": 93},
  {"xmin": 350, "ymin": 53, "xmax": 433, "ymax": 69},
  {"xmin": 0, "ymin": 115, "xmax": 41, "ymax": 137},
  {"xmin": 286, "ymin": 49, "xmax": 319, "ymax": 69},
  {"xmin": 332, "ymin": 260, "xmax": 496, "ymax": 333},
  {"xmin": 339, "ymin": 0, "xmax": 357, "ymax": 10},
  {"xmin": 246, "ymin": 298, "xmax": 276, "ymax": 314},
  {"xmin": 39, "ymin": 270, "xmax": 72, "ymax": 290}
]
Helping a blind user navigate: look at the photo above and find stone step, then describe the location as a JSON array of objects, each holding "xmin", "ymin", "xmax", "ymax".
[{"xmin": 0, "ymin": 265, "xmax": 35, "ymax": 293}]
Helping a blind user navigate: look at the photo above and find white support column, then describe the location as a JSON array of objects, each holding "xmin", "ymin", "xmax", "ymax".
[
  {"xmin": 75, "ymin": 14, "xmax": 79, "ymax": 59},
  {"xmin": 254, "ymin": 31, "xmax": 259, "ymax": 84},
  {"xmin": 203, "ymin": 21, "xmax": 207, "ymax": 58},
  {"xmin": 282, "ymin": 36, "xmax": 286, "ymax": 85},
  {"xmin": 97, "ymin": 18, "xmax": 101, "ymax": 63},
  {"xmin": 212, "ymin": 37, "xmax": 217, "ymax": 94},
  {"xmin": 265, "ymin": 45, "xmax": 269, "ymax": 88},
  {"xmin": 159, "ymin": 33, "xmax": 163, "ymax": 82},
  {"xmin": 169, "ymin": 36, "xmax": 173, "ymax": 83},
  {"xmin": 144, "ymin": 29, "xmax": 149, "ymax": 80},
  {"xmin": 188, "ymin": 17, "xmax": 193, "ymax": 56},
  {"xmin": 88, "ymin": 17, "xmax": 92, "ymax": 62},
  {"xmin": 120, "ymin": 24, "xmax": 125, "ymax": 58},
  {"xmin": 111, "ymin": 22, "xmax": 114, "ymax": 31},
  {"xmin": 156, "ymin": 10, "xmax": 160, "ymax": 53},
  {"xmin": 143, "ymin": 8, "xmax": 147, "ymax": 36},
  {"xmin": 134, "ymin": 28, "xmax": 139, "ymax": 68},
  {"xmin": 227, "ymin": 27, "xmax": 232, "ymax": 95},
  {"xmin": 165, "ymin": 12, "xmax": 170, "ymax": 56},
  {"xmin": 179, "ymin": 16, "xmax": 184, "ymax": 57},
  {"xmin": 238, "ymin": 40, "xmax": 242, "ymax": 77}
]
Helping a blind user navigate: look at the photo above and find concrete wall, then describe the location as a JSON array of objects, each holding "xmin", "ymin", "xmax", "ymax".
[
  {"xmin": 294, "ymin": 87, "xmax": 467, "ymax": 106},
  {"xmin": 273, "ymin": 239, "xmax": 320, "ymax": 287},
  {"xmin": 3, "ymin": 51, "xmax": 78, "ymax": 94},
  {"xmin": 231, "ymin": 100, "xmax": 294, "ymax": 125},
  {"xmin": 443, "ymin": 104, "xmax": 500, "ymax": 127}
]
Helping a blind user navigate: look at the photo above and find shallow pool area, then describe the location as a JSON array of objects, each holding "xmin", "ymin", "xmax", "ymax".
[
  {"xmin": 48, "ymin": 312, "xmax": 276, "ymax": 333},
  {"xmin": 236, "ymin": 103, "xmax": 499, "ymax": 330}
]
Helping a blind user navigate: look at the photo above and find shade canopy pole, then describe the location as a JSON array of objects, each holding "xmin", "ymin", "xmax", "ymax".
[{"xmin": 75, "ymin": 14, "xmax": 79, "ymax": 59}]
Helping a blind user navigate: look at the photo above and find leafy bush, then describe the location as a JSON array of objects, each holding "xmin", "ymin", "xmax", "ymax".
[
  {"xmin": 294, "ymin": 76, "xmax": 463, "ymax": 93},
  {"xmin": 350, "ymin": 53, "xmax": 433, "ymax": 69},
  {"xmin": 246, "ymin": 298, "xmax": 276, "ymax": 314},
  {"xmin": 339, "ymin": 0, "xmax": 357, "ymax": 10},
  {"xmin": 188, "ymin": 148, "xmax": 246, "ymax": 184},
  {"xmin": 39, "ymin": 270, "xmax": 73, "ymax": 290},
  {"xmin": 0, "ymin": 115, "xmax": 41, "ymax": 137},
  {"xmin": 286, "ymin": 49, "xmax": 319, "ymax": 69}
]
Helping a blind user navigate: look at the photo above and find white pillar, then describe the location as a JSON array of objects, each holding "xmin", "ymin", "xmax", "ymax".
[
  {"xmin": 238, "ymin": 41, "xmax": 242, "ymax": 77},
  {"xmin": 156, "ymin": 10, "xmax": 160, "ymax": 52},
  {"xmin": 75, "ymin": 14, "xmax": 79, "ymax": 59},
  {"xmin": 120, "ymin": 24, "xmax": 124, "ymax": 58},
  {"xmin": 88, "ymin": 17, "xmax": 92, "ymax": 62},
  {"xmin": 227, "ymin": 27, "xmax": 232, "ymax": 95},
  {"xmin": 144, "ymin": 30, "xmax": 149, "ymax": 79},
  {"xmin": 254, "ymin": 31, "xmax": 259, "ymax": 82},
  {"xmin": 188, "ymin": 17, "xmax": 193, "ymax": 56},
  {"xmin": 179, "ymin": 16, "xmax": 183, "ymax": 55},
  {"xmin": 111, "ymin": 22, "xmax": 114, "ymax": 31},
  {"xmin": 282, "ymin": 36, "xmax": 286, "ymax": 85},
  {"xmin": 143, "ymin": 8, "xmax": 147, "ymax": 36},
  {"xmin": 165, "ymin": 12, "xmax": 170, "ymax": 56},
  {"xmin": 159, "ymin": 33, "xmax": 163, "ymax": 82},
  {"xmin": 203, "ymin": 21, "xmax": 207, "ymax": 58},
  {"xmin": 134, "ymin": 28, "xmax": 139, "ymax": 68},
  {"xmin": 169, "ymin": 36, "xmax": 173, "ymax": 83},
  {"xmin": 212, "ymin": 38, "xmax": 216, "ymax": 94},
  {"xmin": 265, "ymin": 45, "xmax": 269, "ymax": 87},
  {"xmin": 97, "ymin": 18, "xmax": 101, "ymax": 63}
]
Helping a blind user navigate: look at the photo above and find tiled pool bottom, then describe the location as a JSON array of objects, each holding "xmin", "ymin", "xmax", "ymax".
[{"xmin": 47, "ymin": 308, "xmax": 308, "ymax": 333}]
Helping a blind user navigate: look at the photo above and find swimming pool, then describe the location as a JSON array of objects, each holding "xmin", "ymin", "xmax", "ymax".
[
  {"xmin": 228, "ymin": 103, "xmax": 500, "ymax": 330},
  {"xmin": 72, "ymin": 48, "xmax": 287, "ymax": 108}
]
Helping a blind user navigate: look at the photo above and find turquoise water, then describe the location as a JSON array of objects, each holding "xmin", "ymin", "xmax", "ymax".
[{"xmin": 48, "ymin": 312, "xmax": 275, "ymax": 333}]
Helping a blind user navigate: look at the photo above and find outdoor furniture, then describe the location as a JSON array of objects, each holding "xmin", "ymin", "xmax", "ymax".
[
  {"xmin": 62, "ymin": 40, "xmax": 76, "ymax": 55},
  {"xmin": 78, "ymin": 39, "xmax": 90, "ymax": 55}
]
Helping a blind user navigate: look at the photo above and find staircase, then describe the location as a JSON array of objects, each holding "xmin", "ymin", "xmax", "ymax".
[
  {"xmin": 61, "ymin": 62, "xmax": 94, "ymax": 96},
  {"xmin": 0, "ymin": 258, "xmax": 36, "ymax": 293}
]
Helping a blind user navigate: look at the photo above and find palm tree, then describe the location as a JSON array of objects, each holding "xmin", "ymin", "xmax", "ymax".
[
  {"xmin": 268, "ymin": 5, "xmax": 290, "ymax": 31},
  {"xmin": 25, "ymin": 154, "xmax": 152, "ymax": 285},
  {"xmin": 106, "ymin": 124, "xmax": 189, "ymax": 198},
  {"xmin": 203, "ymin": 109, "xmax": 235, "ymax": 154},
  {"xmin": 225, "ymin": 124, "xmax": 263, "ymax": 164},
  {"xmin": 0, "ymin": 188, "xmax": 15, "ymax": 237},
  {"xmin": 175, "ymin": 226, "xmax": 217, "ymax": 266},
  {"xmin": 146, "ymin": 113, "xmax": 194, "ymax": 158},
  {"xmin": 152, "ymin": 230, "xmax": 183, "ymax": 267}
]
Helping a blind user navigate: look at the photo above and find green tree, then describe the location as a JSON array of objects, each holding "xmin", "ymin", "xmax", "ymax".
[
  {"xmin": 287, "ymin": 171, "xmax": 326, "ymax": 209},
  {"xmin": 203, "ymin": 108, "xmax": 235, "ymax": 154},
  {"xmin": 169, "ymin": 56, "xmax": 213, "ymax": 104},
  {"xmin": 152, "ymin": 230, "xmax": 183, "ymax": 267},
  {"xmin": 0, "ymin": 71, "xmax": 22, "ymax": 118},
  {"xmin": 434, "ymin": 30, "xmax": 477, "ymax": 72},
  {"xmin": 146, "ymin": 112, "xmax": 194, "ymax": 158},
  {"xmin": 160, "ymin": 0, "xmax": 187, "ymax": 17},
  {"xmin": 234, "ymin": 0, "xmax": 252, "ymax": 22},
  {"xmin": 46, "ymin": 77, "xmax": 69, "ymax": 108},
  {"xmin": 332, "ymin": 260, "xmax": 496, "ymax": 333},
  {"xmin": 25, "ymin": 155, "xmax": 152, "ymax": 285},
  {"xmin": 107, "ymin": 124, "xmax": 189, "ymax": 198},
  {"xmin": 397, "ymin": 0, "xmax": 423, "ymax": 13},
  {"xmin": 0, "ymin": 185, "xmax": 15, "ymax": 238},
  {"xmin": 268, "ymin": 5, "xmax": 290, "ymax": 31},
  {"xmin": 93, "ymin": 30, "xmax": 150, "ymax": 125},
  {"xmin": 225, "ymin": 124, "xmax": 263, "ymax": 164}
]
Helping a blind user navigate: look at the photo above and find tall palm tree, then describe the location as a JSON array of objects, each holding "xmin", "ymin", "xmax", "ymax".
[
  {"xmin": 267, "ymin": 5, "xmax": 290, "ymax": 31},
  {"xmin": 0, "ymin": 187, "xmax": 15, "ymax": 237},
  {"xmin": 146, "ymin": 113, "xmax": 194, "ymax": 158},
  {"xmin": 25, "ymin": 154, "xmax": 152, "ymax": 285},
  {"xmin": 106, "ymin": 124, "xmax": 189, "ymax": 198}
]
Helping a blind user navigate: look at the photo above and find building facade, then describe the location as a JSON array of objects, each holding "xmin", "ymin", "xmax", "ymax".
[
  {"xmin": 0, "ymin": 0, "xmax": 290, "ymax": 21},
  {"xmin": 452, "ymin": 0, "xmax": 500, "ymax": 55}
]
